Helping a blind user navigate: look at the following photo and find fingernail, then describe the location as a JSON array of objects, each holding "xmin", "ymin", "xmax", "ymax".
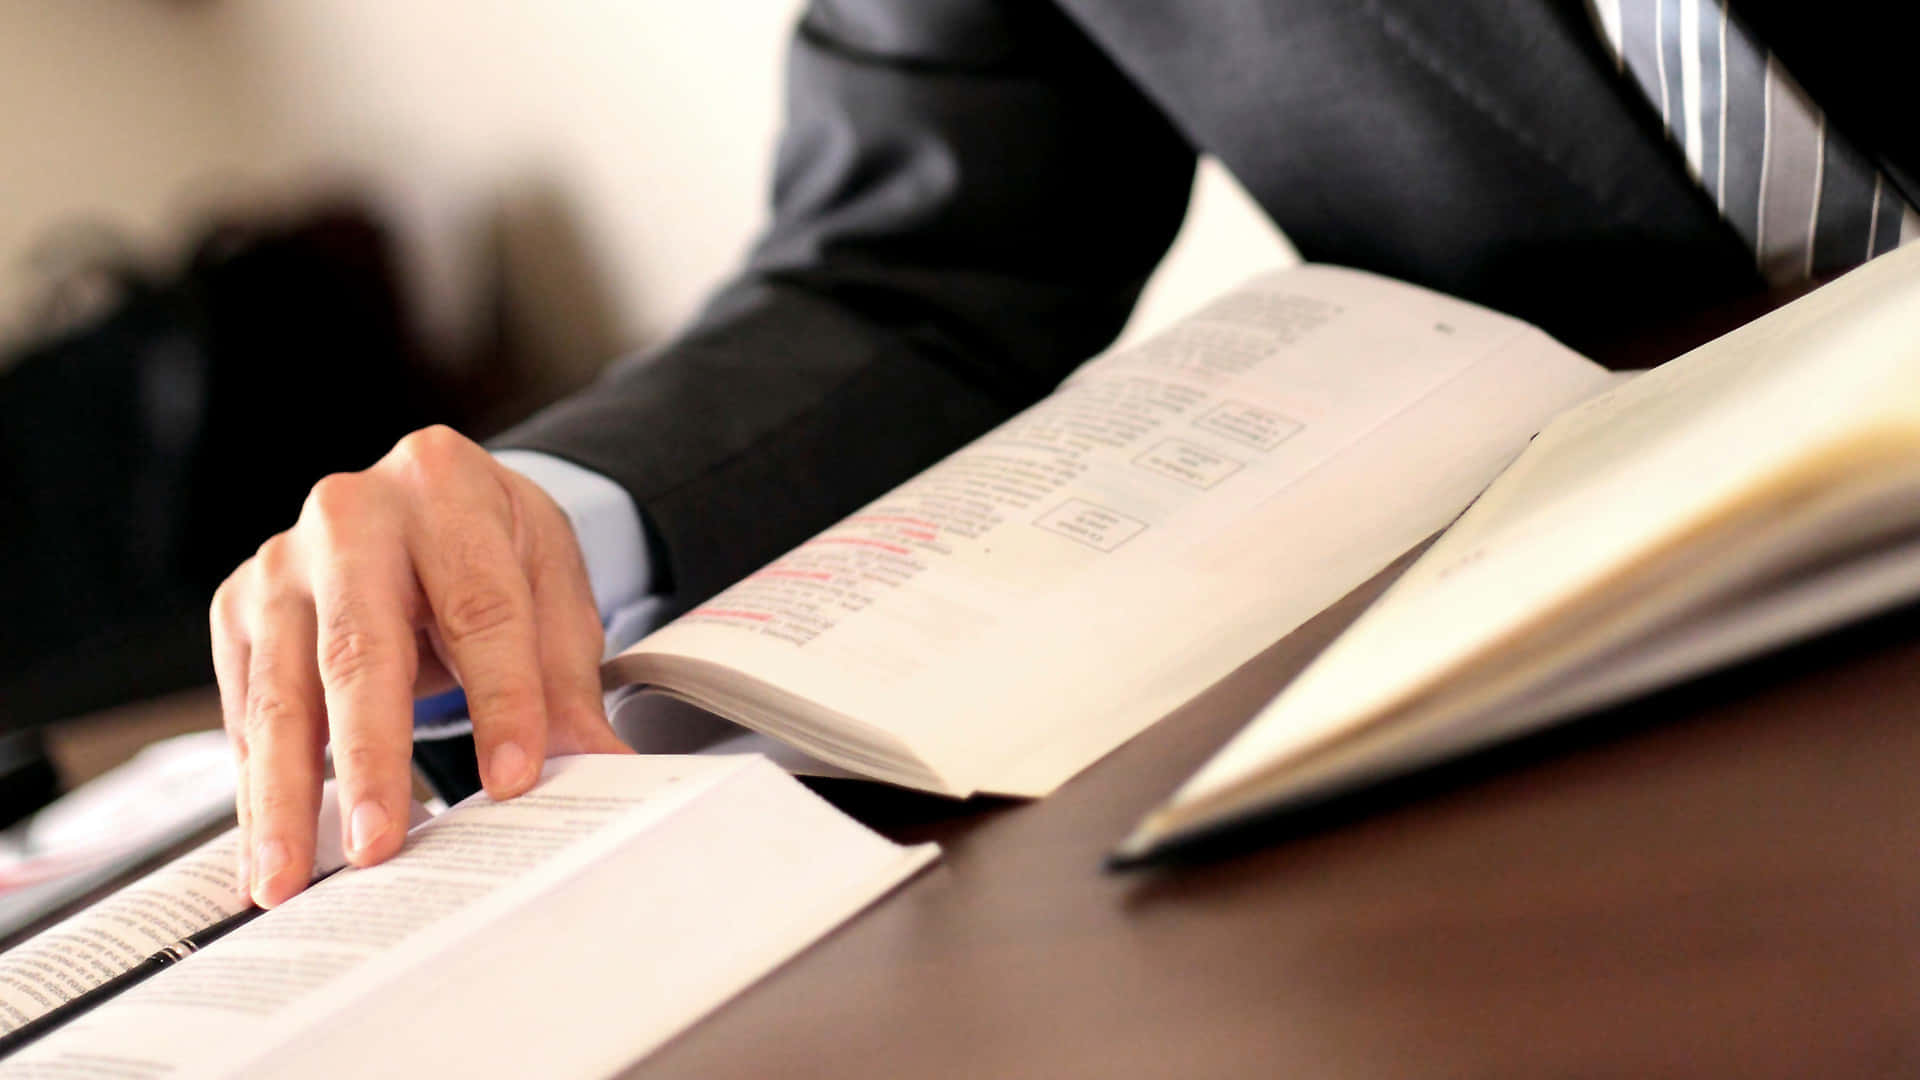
[
  {"xmin": 350, "ymin": 801, "xmax": 389, "ymax": 856},
  {"xmin": 253, "ymin": 839, "xmax": 289, "ymax": 901},
  {"xmin": 490, "ymin": 741, "xmax": 530, "ymax": 792}
]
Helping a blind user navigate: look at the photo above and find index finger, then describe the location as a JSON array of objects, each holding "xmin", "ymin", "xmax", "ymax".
[{"xmin": 305, "ymin": 478, "xmax": 424, "ymax": 867}]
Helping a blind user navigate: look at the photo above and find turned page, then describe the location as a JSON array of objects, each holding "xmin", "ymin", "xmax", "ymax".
[
  {"xmin": 611, "ymin": 267, "xmax": 1613, "ymax": 796},
  {"xmin": 0, "ymin": 756, "xmax": 934, "ymax": 1080}
]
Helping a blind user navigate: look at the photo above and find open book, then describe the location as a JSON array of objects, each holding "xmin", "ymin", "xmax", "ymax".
[
  {"xmin": 0, "ymin": 755, "xmax": 934, "ymax": 1078},
  {"xmin": 607, "ymin": 266, "xmax": 1615, "ymax": 797},
  {"xmin": 1117, "ymin": 242, "xmax": 1920, "ymax": 863}
]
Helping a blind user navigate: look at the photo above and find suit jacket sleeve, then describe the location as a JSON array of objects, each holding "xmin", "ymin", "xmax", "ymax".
[{"xmin": 489, "ymin": 0, "xmax": 1196, "ymax": 607}]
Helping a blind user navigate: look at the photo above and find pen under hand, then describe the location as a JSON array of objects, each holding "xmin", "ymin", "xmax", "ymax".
[{"xmin": 0, "ymin": 867, "xmax": 341, "ymax": 1061}]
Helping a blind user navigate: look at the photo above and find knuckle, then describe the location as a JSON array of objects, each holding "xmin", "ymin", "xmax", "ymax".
[
  {"xmin": 522, "ymin": 481, "xmax": 573, "ymax": 537},
  {"xmin": 254, "ymin": 583, "xmax": 309, "ymax": 629},
  {"xmin": 330, "ymin": 740, "xmax": 397, "ymax": 784},
  {"xmin": 224, "ymin": 714, "xmax": 249, "ymax": 755},
  {"xmin": 210, "ymin": 579, "xmax": 240, "ymax": 635},
  {"xmin": 440, "ymin": 586, "xmax": 522, "ymax": 644},
  {"xmin": 302, "ymin": 472, "xmax": 367, "ymax": 526},
  {"xmin": 389, "ymin": 425, "xmax": 471, "ymax": 480},
  {"xmin": 243, "ymin": 686, "xmax": 303, "ymax": 735},
  {"xmin": 468, "ymin": 681, "xmax": 544, "ymax": 726},
  {"xmin": 253, "ymin": 533, "xmax": 296, "ymax": 578},
  {"xmin": 411, "ymin": 423, "xmax": 466, "ymax": 454},
  {"xmin": 251, "ymin": 783, "xmax": 308, "ymax": 824},
  {"xmin": 318, "ymin": 625, "xmax": 386, "ymax": 687}
]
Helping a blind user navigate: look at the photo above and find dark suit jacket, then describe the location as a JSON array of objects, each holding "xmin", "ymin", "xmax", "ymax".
[{"xmin": 494, "ymin": 0, "xmax": 1916, "ymax": 611}]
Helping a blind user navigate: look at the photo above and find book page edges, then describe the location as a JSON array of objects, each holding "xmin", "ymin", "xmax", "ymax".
[
  {"xmin": 1123, "ymin": 450, "xmax": 1920, "ymax": 859},
  {"xmin": 603, "ymin": 651, "xmax": 967, "ymax": 796}
]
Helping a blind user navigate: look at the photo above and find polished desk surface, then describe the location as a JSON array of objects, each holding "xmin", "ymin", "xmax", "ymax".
[
  {"xmin": 37, "ymin": 576, "xmax": 1920, "ymax": 1076},
  {"xmin": 622, "ymin": 569, "xmax": 1920, "ymax": 1078}
]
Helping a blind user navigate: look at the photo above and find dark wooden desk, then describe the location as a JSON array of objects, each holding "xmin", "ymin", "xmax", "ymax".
[
  {"xmin": 32, "ymin": 550, "xmax": 1918, "ymax": 1075},
  {"xmin": 32, "ymin": 515, "xmax": 1919, "ymax": 1073},
  {"xmin": 625, "ymin": 569, "xmax": 1920, "ymax": 1078},
  {"xmin": 29, "ymin": 585, "xmax": 1919, "ymax": 1076}
]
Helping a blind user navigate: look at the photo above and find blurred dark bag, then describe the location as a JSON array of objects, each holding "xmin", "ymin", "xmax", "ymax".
[{"xmin": 0, "ymin": 206, "xmax": 441, "ymax": 725}]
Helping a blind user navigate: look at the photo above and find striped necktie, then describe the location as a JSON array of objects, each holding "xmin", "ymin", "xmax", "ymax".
[{"xmin": 1588, "ymin": 0, "xmax": 1919, "ymax": 283}]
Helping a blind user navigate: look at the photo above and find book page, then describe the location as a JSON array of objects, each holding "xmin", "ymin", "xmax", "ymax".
[
  {"xmin": 0, "ymin": 756, "xmax": 933, "ymax": 1080},
  {"xmin": 0, "ymin": 787, "xmax": 353, "ymax": 1035},
  {"xmin": 611, "ymin": 266, "xmax": 1613, "ymax": 795},
  {"xmin": 0, "ymin": 731, "xmax": 236, "ymax": 942},
  {"xmin": 1158, "ymin": 243, "xmax": 1920, "ymax": 831},
  {"xmin": 0, "ymin": 832, "xmax": 243, "ymax": 1036},
  {"xmin": 264, "ymin": 757, "xmax": 935, "ymax": 1080}
]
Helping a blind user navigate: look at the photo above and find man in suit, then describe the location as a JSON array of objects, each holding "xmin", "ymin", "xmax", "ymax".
[{"xmin": 210, "ymin": 0, "xmax": 1917, "ymax": 905}]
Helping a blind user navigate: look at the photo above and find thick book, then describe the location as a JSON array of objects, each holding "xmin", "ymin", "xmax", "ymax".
[
  {"xmin": 0, "ymin": 755, "xmax": 935, "ymax": 1077},
  {"xmin": 1117, "ymin": 242, "xmax": 1920, "ymax": 864},
  {"xmin": 605, "ymin": 266, "xmax": 1616, "ymax": 798}
]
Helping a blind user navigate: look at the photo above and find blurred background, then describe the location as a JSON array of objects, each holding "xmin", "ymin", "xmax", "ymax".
[{"xmin": 0, "ymin": 0, "xmax": 1293, "ymax": 825}]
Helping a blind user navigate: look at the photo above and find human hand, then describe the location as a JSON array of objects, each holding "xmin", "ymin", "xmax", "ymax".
[{"xmin": 210, "ymin": 426, "xmax": 630, "ymax": 906}]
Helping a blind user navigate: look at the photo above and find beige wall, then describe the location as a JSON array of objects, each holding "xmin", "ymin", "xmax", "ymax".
[
  {"xmin": 0, "ymin": 2, "xmax": 262, "ymax": 343},
  {"xmin": 2, "ymin": 1, "xmax": 1292, "ymax": 372}
]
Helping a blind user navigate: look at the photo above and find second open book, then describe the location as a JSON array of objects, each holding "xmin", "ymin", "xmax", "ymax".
[
  {"xmin": 1118, "ymin": 241, "xmax": 1920, "ymax": 861},
  {"xmin": 605, "ymin": 263, "xmax": 1616, "ymax": 797}
]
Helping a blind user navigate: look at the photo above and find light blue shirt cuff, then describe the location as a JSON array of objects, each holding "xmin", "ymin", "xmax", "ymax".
[
  {"xmin": 492, "ymin": 449, "xmax": 652, "ymax": 625},
  {"xmin": 493, "ymin": 450, "xmax": 675, "ymax": 654},
  {"xmin": 415, "ymin": 450, "xmax": 671, "ymax": 737}
]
